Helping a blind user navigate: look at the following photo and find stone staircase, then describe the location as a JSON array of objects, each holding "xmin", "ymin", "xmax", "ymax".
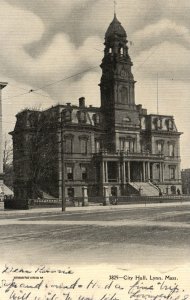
[{"xmin": 128, "ymin": 182, "xmax": 159, "ymax": 196}]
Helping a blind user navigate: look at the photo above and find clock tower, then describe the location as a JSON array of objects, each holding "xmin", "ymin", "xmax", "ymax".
[
  {"xmin": 100, "ymin": 14, "xmax": 139, "ymax": 151},
  {"xmin": 100, "ymin": 14, "xmax": 136, "ymax": 110}
]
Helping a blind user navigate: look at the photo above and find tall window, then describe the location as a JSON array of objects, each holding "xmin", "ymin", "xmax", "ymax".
[
  {"xmin": 95, "ymin": 140, "xmax": 101, "ymax": 153},
  {"xmin": 80, "ymin": 138, "xmax": 88, "ymax": 154},
  {"xmin": 119, "ymin": 139, "xmax": 134, "ymax": 152},
  {"xmin": 81, "ymin": 166, "xmax": 87, "ymax": 181},
  {"xmin": 120, "ymin": 139, "xmax": 125, "ymax": 151},
  {"xmin": 64, "ymin": 137, "xmax": 73, "ymax": 154},
  {"xmin": 157, "ymin": 141, "xmax": 164, "ymax": 154},
  {"xmin": 169, "ymin": 166, "xmax": 175, "ymax": 180},
  {"xmin": 120, "ymin": 87, "xmax": 128, "ymax": 104},
  {"xmin": 66, "ymin": 166, "xmax": 73, "ymax": 181},
  {"xmin": 169, "ymin": 144, "xmax": 175, "ymax": 157},
  {"xmin": 67, "ymin": 187, "xmax": 74, "ymax": 198}
]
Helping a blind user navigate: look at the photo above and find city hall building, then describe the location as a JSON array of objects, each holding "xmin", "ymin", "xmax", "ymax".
[{"xmin": 10, "ymin": 15, "xmax": 182, "ymax": 201}]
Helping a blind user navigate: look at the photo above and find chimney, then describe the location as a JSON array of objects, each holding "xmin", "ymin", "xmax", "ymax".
[{"xmin": 79, "ymin": 97, "xmax": 85, "ymax": 108}]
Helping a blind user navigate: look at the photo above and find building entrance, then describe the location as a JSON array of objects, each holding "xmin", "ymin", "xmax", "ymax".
[{"xmin": 130, "ymin": 162, "xmax": 142, "ymax": 182}]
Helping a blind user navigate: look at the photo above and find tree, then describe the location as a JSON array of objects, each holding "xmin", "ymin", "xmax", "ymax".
[{"xmin": 3, "ymin": 136, "xmax": 13, "ymax": 189}]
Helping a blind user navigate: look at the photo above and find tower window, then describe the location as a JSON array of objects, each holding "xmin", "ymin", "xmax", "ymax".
[
  {"xmin": 120, "ymin": 47, "xmax": 124, "ymax": 56},
  {"xmin": 109, "ymin": 48, "xmax": 112, "ymax": 54},
  {"xmin": 120, "ymin": 86, "xmax": 129, "ymax": 104}
]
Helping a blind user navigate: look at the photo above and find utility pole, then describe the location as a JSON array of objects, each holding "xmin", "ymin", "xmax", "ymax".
[
  {"xmin": 0, "ymin": 82, "xmax": 8, "ymax": 199},
  {"xmin": 61, "ymin": 110, "xmax": 66, "ymax": 212}
]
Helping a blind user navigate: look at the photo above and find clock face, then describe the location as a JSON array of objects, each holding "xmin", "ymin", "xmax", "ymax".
[{"xmin": 120, "ymin": 69, "xmax": 127, "ymax": 78}]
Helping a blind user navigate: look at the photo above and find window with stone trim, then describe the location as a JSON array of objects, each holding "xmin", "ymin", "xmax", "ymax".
[
  {"xmin": 119, "ymin": 138, "xmax": 135, "ymax": 152},
  {"xmin": 95, "ymin": 139, "xmax": 101, "ymax": 153},
  {"xmin": 64, "ymin": 136, "xmax": 73, "ymax": 154},
  {"xmin": 66, "ymin": 166, "xmax": 73, "ymax": 181},
  {"xmin": 157, "ymin": 140, "xmax": 164, "ymax": 154},
  {"xmin": 169, "ymin": 166, "xmax": 176, "ymax": 180},
  {"xmin": 79, "ymin": 136, "xmax": 88, "ymax": 154},
  {"xmin": 81, "ymin": 166, "xmax": 88, "ymax": 181},
  {"xmin": 168, "ymin": 143, "xmax": 175, "ymax": 157}
]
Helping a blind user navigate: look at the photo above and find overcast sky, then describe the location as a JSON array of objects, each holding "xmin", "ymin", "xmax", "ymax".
[{"xmin": 1, "ymin": 0, "xmax": 190, "ymax": 168}]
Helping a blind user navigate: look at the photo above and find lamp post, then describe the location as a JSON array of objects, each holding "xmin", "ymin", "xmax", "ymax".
[{"xmin": 60, "ymin": 110, "xmax": 66, "ymax": 212}]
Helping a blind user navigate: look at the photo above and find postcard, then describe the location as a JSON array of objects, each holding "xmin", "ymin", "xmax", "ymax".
[{"xmin": 0, "ymin": 0, "xmax": 190, "ymax": 299}]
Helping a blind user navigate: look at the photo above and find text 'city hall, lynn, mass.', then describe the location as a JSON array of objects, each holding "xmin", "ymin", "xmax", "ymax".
[{"xmin": 10, "ymin": 14, "xmax": 182, "ymax": 202}]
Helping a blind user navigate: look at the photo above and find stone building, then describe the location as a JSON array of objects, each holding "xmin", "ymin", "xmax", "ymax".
[
  {"xmin": 10, "ymin": 15, "xmax": 182, "ymax": 201},
  {"xmin": 181, "ymin": 169, "xmax": 190, "ymax": 194}
]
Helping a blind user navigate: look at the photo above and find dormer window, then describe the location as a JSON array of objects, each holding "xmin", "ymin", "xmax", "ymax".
[
  {"xmin": 154, "ymin": 118, "xmax": 162, "ymax": 130},
  {"xmin": 77, "ymin": 111, "xmax": 87, "ymax": 124},
  {"xmin": 63, "ymin": 109, "xmax": 72, "ymax": 122},
  {"xmin": 93, "ymin": 114, "xmax": 100, "ymax": 126},
  {"xmin": 166, "ymin": 119, "xmax": 173, "ymax": 131}
]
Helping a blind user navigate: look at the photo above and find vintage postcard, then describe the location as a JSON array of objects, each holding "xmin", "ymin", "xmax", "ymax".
[{"xmin": 0, "ymin": 0, "xmax": 190, "ymax": 299}]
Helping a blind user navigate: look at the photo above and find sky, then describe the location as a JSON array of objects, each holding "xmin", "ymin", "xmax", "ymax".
[{"xmin": 1, "ymin": 0, "xmax": 190, "ymax": 168}]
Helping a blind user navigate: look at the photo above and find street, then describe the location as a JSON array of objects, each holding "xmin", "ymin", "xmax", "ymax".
[{"xmin": 0, "ymin": 202, "xmax": 190, "ymax": 266}]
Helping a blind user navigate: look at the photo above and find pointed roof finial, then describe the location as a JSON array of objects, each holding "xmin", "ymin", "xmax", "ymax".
[{"xmin": 114, "ymin": 0, "xmax": 117, "ymax": 17}]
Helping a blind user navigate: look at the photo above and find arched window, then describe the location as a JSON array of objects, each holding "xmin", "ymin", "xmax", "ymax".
[{"xmin": 120, "ymin": 47, "xmax": 124, "ymax": 56}]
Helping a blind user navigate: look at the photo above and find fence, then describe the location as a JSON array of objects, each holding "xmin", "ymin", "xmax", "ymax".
[{"xmin": 3, "ymin": 194, "xmax": 190, "ymax": 209}]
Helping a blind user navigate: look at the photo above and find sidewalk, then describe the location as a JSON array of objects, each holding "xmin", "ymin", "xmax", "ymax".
[{"xmin": 0, "ymin": 200, "xmax": 190, "ymax": 216}]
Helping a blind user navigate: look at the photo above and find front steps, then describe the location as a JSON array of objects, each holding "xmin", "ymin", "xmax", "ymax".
[{"xmin": 128, "ymin": 182, "xmax": 159, "ymax": 196}]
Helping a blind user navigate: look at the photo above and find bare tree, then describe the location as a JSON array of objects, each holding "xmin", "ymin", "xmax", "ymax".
[{"xmin": 3, "ymin": 136, "xmax": 13, "ymax": 189}]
